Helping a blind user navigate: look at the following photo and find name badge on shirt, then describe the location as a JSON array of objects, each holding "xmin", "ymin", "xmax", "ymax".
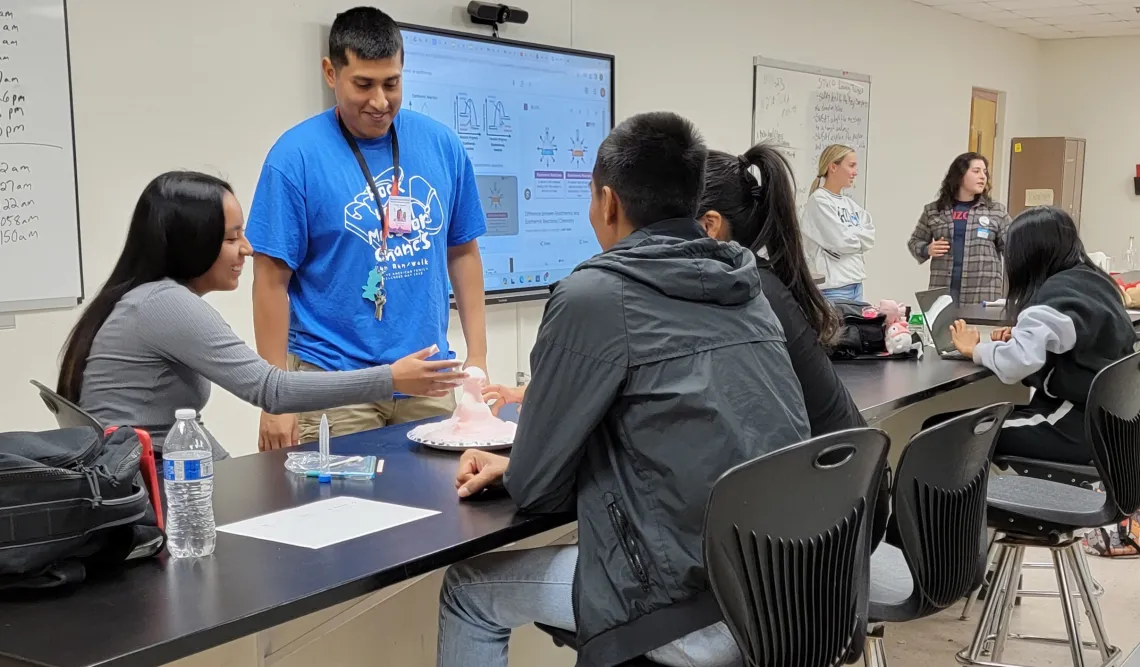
[
  {"xmin": 977, "ymin": 228, "xmax": 991, "ymax": 240},
  {"xmin": 387, "ymin": 196, "xmax": 415, "ymax": 235}
]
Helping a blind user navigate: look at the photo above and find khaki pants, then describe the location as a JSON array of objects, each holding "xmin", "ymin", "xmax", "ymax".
[{"xmin": 288, "ymin": 354, "xmax": 456, "ymax": 444}]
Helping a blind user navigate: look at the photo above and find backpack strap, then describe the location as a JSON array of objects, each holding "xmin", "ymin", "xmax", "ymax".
[{"xmin": 103, "ymin": 427, "xmax": 163, "ymax": 531}]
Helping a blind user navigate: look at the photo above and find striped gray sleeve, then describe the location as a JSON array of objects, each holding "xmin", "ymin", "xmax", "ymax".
[
  {"xmin": 137, "ymin": 284, "xmax": 394, "ymax": 414},
  {"xmin": 972, "ymin": 305, "xmax": 1077, "ymax": 384}
]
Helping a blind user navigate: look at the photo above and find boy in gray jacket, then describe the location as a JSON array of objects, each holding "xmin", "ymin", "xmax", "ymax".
[{"xmin": 436, "ymin": 112, "xmax": 811, "ymax": 667}]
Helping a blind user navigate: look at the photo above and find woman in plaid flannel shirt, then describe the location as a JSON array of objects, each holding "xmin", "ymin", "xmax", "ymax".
[{"xmin": 908, "ymin": 153, "xmax": 1012, "ymax": 305}]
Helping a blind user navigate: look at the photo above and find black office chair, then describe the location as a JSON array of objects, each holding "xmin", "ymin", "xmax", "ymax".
[
  {"xmin": 958, "ymin": 456, "xmax": 1101, "ymax": 621},
  {"xmin": 704, "ymin": 428, "xmax": 890, "ymax": 667},
  {"xmin": 958, "ymin": 352, "xmax": 1140, "ymax": 667},
  {"xmin": 30, "ymin": 379, "xmax": 103, "ymax": 432},
  {"xmin": 861, "ymin": 403, "xmax": 1014, "ymax": 667},
  {"xmin": 535, "ymin": 625, "xmax": 658, "ymax": 666}
]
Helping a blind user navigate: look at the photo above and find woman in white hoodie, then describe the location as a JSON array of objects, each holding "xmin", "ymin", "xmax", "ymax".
[{"xmin": 800, "ymin": 144, "xmax": 875, "ymax": 302}]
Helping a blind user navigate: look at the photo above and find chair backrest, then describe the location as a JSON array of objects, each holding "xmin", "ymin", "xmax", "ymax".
[
  {"xmin": 29, "ymin": 380, "xmax": 103, "ymax": 432},
  {"xmin": 703, "ymin": 428, "xmax": 890, "ymax": 667},
  {"xmin": 1086, "ymin": 350, "xmax": 1140, "ymax": 521},
  {"xmin": 891, "ymin": 402, "xmax": 1013, "ymax": 618}
]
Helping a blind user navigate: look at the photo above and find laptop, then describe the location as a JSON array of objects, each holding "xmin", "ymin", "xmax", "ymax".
[{"xmin": 914, "ymin": 288, "xmax": 987, "ymax": 360}]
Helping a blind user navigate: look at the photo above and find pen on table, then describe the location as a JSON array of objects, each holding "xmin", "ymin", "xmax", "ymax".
[{"xmin": 318, "ymin": 414, "xmax": 331, "ymax": 483}]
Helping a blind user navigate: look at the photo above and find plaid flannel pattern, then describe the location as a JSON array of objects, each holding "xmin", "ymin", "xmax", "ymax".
[{"xmin": 907, "ymin": 200, "xmax": 1012, "ymax": 305}]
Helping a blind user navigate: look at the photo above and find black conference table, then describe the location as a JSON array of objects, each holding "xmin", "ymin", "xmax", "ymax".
[
  {"xmin": 957, "ymin": 296, "xmax": 1140, "ymax": 328},
  {"xmin": 0, "ymin": 353, "xmax": 992, "ymax": 667}
]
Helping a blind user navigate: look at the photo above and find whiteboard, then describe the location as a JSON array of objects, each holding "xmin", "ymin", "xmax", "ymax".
[
  {"xmin": 0, "ymin": 0, "xmax": 83, "ymax": 313},
  {"xmin": 751, "ymin": 57, "xmax": 871, "ymax": 212}
]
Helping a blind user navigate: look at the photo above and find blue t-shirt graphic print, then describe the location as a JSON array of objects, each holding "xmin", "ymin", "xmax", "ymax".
[{"xmin": 246, "ymin": 108, "xmax": 486, "ymax": 372}]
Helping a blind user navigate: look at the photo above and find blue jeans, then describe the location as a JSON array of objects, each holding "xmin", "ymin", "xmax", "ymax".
[
  {"xmin": 821, "ymin": 283, "xmax": 864, "ymax": 302},
  {"xmin": 437, "ymin": 545, "xmax": 742, "ymax": 667}
]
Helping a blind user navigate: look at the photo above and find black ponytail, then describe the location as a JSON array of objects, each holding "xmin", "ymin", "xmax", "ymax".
[{"xmin": 700, "ymin": 144, "xmax": 837, "ymax": 343}]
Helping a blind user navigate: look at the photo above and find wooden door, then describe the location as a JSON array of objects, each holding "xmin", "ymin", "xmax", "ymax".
[{"xmin": 968, "ymin": 89, "xmax": 999, "ymax": 167}]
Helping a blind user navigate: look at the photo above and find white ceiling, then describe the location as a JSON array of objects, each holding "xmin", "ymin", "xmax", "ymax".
[{"xmin": 910, "ymin": 0, "xmax": 1140, "ymax": 38}]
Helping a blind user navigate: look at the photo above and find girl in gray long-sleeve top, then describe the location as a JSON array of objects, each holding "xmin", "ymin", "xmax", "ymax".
[{"xmin": 56, "ymin": 171, "xmax": 466, "ymax": 457}]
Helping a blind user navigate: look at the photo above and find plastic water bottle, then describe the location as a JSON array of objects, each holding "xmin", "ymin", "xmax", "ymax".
[
  {"xmin": 163, "ymin": 409, "xmax": 216, "ymax": 558},
  {"xmin": 908, "ymin": 312, "xmax": 930, "ymax": 348},
  {"xmin": 1126, "ymin": 236, "xmax": 1137, "ymax": 271}
]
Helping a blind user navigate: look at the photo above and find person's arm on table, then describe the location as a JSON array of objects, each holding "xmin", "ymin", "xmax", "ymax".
[
  {"xmin": 447, "ymin": 147, "xmax": 489, "ymax": 375},
  {"xmin": 949, "ymin": 307, "xmax": 1076, "ymax": 384}
]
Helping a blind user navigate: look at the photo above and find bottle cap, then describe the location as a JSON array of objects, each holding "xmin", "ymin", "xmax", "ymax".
[
  {"xmin": 318, "ymin": 473, "xmax": 332, "ymax": 484},
  {"xmin": 175, "ymin": 409, "xmax": 196, "ymax": 420}
]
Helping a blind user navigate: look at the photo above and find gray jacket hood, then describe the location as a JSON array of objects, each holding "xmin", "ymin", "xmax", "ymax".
[{"xmin": 577, "ymin": 218, "xmax": 762, "ymax": 307}]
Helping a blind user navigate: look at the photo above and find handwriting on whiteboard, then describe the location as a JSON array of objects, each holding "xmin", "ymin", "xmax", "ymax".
[
  {"xmin": 753, "ymin": 64, "xmax": 871, "ymax": 208},
  {"xmin": 0, "ymin": 5, "xmax": 39, "ymax": 249}
]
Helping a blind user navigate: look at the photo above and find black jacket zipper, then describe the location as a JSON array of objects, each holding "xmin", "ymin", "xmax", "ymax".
[{"xmin": 606, "ymin": 494, "xmax": 651, "ymax": 592}]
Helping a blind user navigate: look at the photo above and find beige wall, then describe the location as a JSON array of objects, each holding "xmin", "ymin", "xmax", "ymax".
[
  {"xmin": 0, "ymin": 0, "xmax": 1042, "ymax": 455},
  {"xmin": 1037, "ymin": 36, "xmax": 1140, "ymax": 259}
]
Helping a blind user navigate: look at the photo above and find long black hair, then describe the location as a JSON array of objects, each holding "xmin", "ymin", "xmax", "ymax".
[
  {"xmin": 936, "ymin": 151, "xmax": 992, "ymax": 211},
  {"xmin": 58, "ymin": 171, "xmax": 234, "ymax": 401},
  {"xmin": 1005, "ymin": 206, "xmax": 1117, "ymax": 317},
  {"xmin": 699, "ymin": 143, "xmax": 837, "ymax": 342}
]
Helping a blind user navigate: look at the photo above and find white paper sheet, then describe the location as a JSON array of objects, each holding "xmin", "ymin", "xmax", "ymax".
[{"xmin": 217, "ymin": 497, "xmax": 440, "ymax": 549}]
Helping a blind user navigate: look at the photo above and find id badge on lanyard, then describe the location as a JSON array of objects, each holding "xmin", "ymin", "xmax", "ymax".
[{"xmin": 337, "ymin": 111, "xmax": 401, "ymax": 321}]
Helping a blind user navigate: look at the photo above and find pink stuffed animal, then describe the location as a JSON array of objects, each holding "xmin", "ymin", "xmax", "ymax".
[
  {"xmin": 885, "ymin": 321, "xmax": 912, "ymax": 354},
  {"xmin": 877, "ymin": 300, "xmax": 907, "ymax": 327}
]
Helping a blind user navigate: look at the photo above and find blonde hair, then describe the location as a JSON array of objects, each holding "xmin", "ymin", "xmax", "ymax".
[{"xmin": 809, "ymin": 144, "xmax": 855, "ymax": 195}]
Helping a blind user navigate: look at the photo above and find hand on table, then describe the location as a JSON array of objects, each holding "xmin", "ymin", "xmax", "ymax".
[
  {"xmin": 991, "ymin": 327, "xmax": 1012, "ymax": 343},
  {"xmin": 259, "ymin": 412, "xmax": 298, "ymax": 451},
  {"xmin": 456, "ymin": 449, "xmax": 509, "ymax": 498},
  {"xmin": 928, "ymin": 238, "xmax": 951, "ymax": 258},
  {"xmin": 949, "ymin": 319, "xmax": 981, "ymax": 358},
  {"xmin": 481, "ymin": 383, "xmax": 527, "ymax": 416},
  {"xmin": 392, "ymin": 345, "xmax": 468, "ymax": 397}
]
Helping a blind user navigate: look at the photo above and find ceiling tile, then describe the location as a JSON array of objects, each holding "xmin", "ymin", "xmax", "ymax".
[
  {"xmin": 991, "ymin": 0, "xmax": 1083, "ymax": 8},
  {"xmin": 1042, "ymin": 12, "xmax": 1118, "ymax": 23},
  {"xmin": 1014, "ymin": 4, "xmax": 1103, "ymax": 16},
  {"xmin": 905, "ymin": 0, "xmax": 1139, "ymax": 39},
  {"xmin": 1068, "ymin": 23, "xmax": 1140, "ymax": 34}
]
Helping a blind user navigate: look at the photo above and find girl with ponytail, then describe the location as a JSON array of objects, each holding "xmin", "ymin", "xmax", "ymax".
[
  {"xmin": 800, "ymin": 144, "xmax": 875, "ymax": 302},
  {"xmin": 698, "ymin": 143, "xmax": 887, "ymax": 546},
  {"xmin": 698, "ymin": 143, "xmax": 864, "ymax": 437}
]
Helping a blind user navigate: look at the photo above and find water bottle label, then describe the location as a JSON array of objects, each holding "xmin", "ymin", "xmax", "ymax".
[{"xmin": 164, "ymin": 457, "xmax": 214, "ymax": 482}]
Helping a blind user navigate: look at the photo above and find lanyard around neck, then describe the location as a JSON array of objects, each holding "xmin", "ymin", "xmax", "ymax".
[{"xmin": 336, "ymin": 110, "xmax": 400, "ymax": 250}]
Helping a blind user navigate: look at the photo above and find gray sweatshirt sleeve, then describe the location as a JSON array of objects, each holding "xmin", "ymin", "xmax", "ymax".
[
  {"xmin": 972, "ymin": 305, "xmax": 1077, "ymax": 384},
  {"xmin": 136, "ymin": 284, "xmax": 394, "ymax": 414}
]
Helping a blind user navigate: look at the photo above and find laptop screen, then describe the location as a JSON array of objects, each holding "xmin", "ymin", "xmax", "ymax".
[{"xmin": 915, "ymin": 289, "xmax": 960, "ymax": 353}]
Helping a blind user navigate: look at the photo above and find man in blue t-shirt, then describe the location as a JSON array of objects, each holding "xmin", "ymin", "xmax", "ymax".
[{"xmin": 247, "ymin": 7, "xmax": 488, "ymax": 449}]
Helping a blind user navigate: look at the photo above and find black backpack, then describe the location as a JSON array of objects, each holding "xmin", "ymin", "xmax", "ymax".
[
  {"xmin": 828, "ymin": 299, "xmax": 888, "ymax": 360},
  {"xmin": 0, "ymin": 427, "xmax": 165, "ymax": 590}
]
